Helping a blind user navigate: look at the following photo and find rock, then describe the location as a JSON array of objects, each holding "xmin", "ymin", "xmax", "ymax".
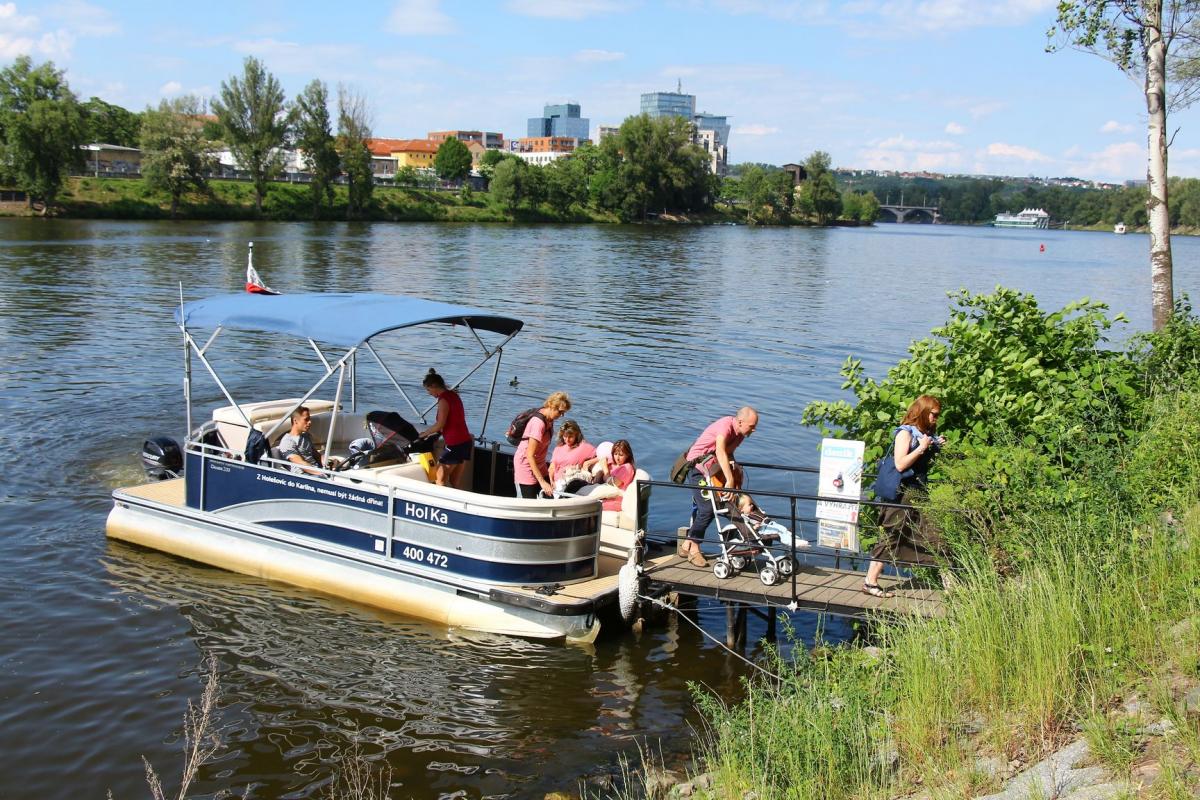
[
  {"xmin": 742, "ymin": 792, "xmax": 758, "ymax": 800},
  {"xmin": 642, "ymin": 766, "xmax": 679, "ymax": 800},
  {"xmin": 1184, "ymin": 685, "xmax": 1200, "ymax": 713},
  {"xmin": 973, "ymin": 755, "xmax": 1006, "ymax": 780},
  {"xmin": 1060, "ymin": 782, "xmax": 1135, "ymax": 799},
  {"xmin": 1131, "ymin": 762, "xmax": 1161, "ymax": 789},
  {"xmin": 976, "ymin": 740, "xmax": 1094, "ymax": 800},
  {"xmin": 692, "ymin": 773, "xmax": 714, "ymax": 790},
  {"xmin": 862, "ymin": 646, "xmax": 884, "ymax": 662},
  {"xmin": 1144, "ymin": 717, "xmax": 1177, "ymax": 736},
  {"xmin": 1121, "ymin": 695, "xmax": 1149, "ymax": 717},
  {"xmin": 543, "ymin": 793, "xmax": 576, "ymax": 800},
  {"xmin": 669, "ymin": 782, "xmax": 693, "ymax": 798}
]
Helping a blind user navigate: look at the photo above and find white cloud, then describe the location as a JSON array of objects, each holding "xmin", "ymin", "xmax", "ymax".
[
  {"xmin": 159, "ymin": 80, "xmax": 182, "ymax": 96},
  {"xmin": 944, "ymin": 121, "xmax": 966, "ymax": 135},
  {"xmin": 574, "ymin": 48, "xmax": 624, "ymax": 62},
  {"xmin": 712, "ymin": 0, "xmax": 1057, "ymax": 36},
  {"xmin": 232, "ymin": 38, "xmax": 359, "ymax": 76},
  {"xmin": 386, "ymin": 0, "xmax": 456, "ymax": 35},
  {"xmin": 856, "ymin": 134, "xmax": 964, "ymax": 172},
  {"xmin": 734, "ymin": 124, "xmax": 779, "ymax": 136},
  {"xmin": 507, "ymin": 0, "xmax": 629, "ymax": 19},
  {"xmin": 1062, "ymin": 141, "xmax": 1144, "ymax": 180},
  {"xmin": 44, "ymin": 1, "xmax": 118, "ymax": 36},
  {"xmin": 1101, "ymin": 120, "xmax": 1134, "ymax": 134},
  {"xmin": 968, "ymin": 100, "xmax": 1005, "ymax": 120},
  {"xmin": 0, "ymin": 3, "xmax": 76, "ymax": 58},
  {"xmin": 984, "ymin": 142, "xmax": 1051, "ymax": 162}
]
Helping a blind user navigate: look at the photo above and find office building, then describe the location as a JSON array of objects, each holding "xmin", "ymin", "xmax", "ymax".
[
  {"xmin": 527, "ymin": 103, "xmax": 590, "ymax": 141},
  {"xmin": 640, "ymin": 86, "xmax": 730, "ymax": 176}
]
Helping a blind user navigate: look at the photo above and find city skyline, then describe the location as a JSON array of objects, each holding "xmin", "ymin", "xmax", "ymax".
[{"xmin": 5, "ymin": 0, "xmax": 1200, "ymax": 182}]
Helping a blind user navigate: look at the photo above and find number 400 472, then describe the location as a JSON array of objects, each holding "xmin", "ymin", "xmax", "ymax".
[{"xmin": 401, "ymin": 545, "xmax": 448, "ymax": 569}]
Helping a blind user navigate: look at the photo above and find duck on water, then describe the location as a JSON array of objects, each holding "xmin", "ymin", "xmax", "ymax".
[{"xmin": 108, "ymin": 286, "xmax": 657, "ymax": 644}]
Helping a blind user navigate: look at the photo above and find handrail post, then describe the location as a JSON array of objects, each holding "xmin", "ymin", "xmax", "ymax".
[{"xmin": 790, "ymin": 495, "xmax": 797, "ymax": 603}]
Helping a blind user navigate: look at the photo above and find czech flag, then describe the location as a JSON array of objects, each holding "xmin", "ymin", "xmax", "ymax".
[{"xmin": 246, "ymin": 264, "xmax": 279, "ymax": 295}]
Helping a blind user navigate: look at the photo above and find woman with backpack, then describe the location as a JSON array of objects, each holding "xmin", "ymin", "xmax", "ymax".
[
  {"xmin": 419, "ymin": 368, "xmax": 473, "ymax": 488},
  {"xmin": 863, "ymin": 394, "xmax": 947, "ymax": 598},
  {"xmin": 514, "ymin": 391, "xmax": 572, "ymax": 498}
]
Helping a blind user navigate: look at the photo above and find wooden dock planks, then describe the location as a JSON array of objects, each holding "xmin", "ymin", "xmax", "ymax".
[{"xmin": 644, "ymin": 554, "xmax": 945, "ymax": 619}]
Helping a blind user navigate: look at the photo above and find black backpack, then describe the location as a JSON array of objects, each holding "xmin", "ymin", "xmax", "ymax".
[{"xmin": 505, "ymin": 408, "xmax": 547, "ymax": 446}]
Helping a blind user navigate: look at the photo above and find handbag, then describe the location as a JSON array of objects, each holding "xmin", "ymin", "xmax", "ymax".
[{"xmin": 871, "ymin": 447, "xmax": 913, "ymax": 502}]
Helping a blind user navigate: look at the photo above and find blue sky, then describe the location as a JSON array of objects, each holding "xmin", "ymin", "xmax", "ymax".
[{"xmin": 6, "ymin": 0, "xmax": 1200, "ymax": 182}]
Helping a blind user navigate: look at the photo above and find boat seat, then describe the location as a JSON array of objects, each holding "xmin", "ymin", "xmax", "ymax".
[
  {"xmin": 368, "ymin": 461, "xmax": 431, "ymax": 488},
  {"xmin": 599, "ymin": 468, "xmax": 651, "ymax": 558},
  {"xmin": 212, "ymin": 399, "xmax": 336, "ymax": 455}
]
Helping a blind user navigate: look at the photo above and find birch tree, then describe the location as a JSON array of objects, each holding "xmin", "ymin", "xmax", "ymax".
[{"xmin": 1049, "ymin": 1, "xmax": 1200, "ymax": 331}]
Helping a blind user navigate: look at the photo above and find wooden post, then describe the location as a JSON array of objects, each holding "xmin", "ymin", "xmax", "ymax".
[
  {"xmin": 725, "ymin": 603, "xmax": 737, "ymax": 649},
  {"xmin": 766, "ymin": 608, "xmax": 777, "ymax": 643},
  {"xmin": 734, "ymin": 606, "xmax": 747, "ymax": 651}
]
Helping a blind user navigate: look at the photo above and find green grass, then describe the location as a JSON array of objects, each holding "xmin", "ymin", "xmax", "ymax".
[{"xmin": 683, "ymin": 388, "xmax": 1200, "ymax": 800}]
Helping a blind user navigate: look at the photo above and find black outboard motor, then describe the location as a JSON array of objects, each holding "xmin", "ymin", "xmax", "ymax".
[{"xmin": 141, "ymin": 436, "xmax": 183, "ymax": 481}]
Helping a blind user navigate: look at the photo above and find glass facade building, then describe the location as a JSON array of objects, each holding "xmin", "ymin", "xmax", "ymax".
[
  {"xmin": 527, "ymin": 103, "xmax": 590, "ymax": 141},
  {"xmin": 640, "ymin": 91, "xmax": 696, "ymax": 119},
  {"xmin": 694, "ymin": 113, "xmax": 730, "ymax": 148}
]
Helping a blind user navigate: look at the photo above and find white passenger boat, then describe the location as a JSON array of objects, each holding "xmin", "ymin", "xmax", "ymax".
[
  {"xmin": 107, "ymin": 290, "xmax": 654, "ymax": 643},
  {"xmin": 1114, "ymin": 222, "xmax": 1127, "ymax": 234},
  {"xmin": 992, "ymin": 207, "xmax": 1050, "ymax": 229}
]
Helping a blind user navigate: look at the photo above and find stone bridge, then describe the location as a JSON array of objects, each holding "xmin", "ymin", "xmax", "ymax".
[{"xmin": 877, "ymin": 203, "xmax": 940, "ymax": 224}]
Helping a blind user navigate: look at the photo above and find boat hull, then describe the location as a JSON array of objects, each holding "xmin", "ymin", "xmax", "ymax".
[{"xmin": 108, "ymin": 483, "xmax": 602, "ymax": 642}]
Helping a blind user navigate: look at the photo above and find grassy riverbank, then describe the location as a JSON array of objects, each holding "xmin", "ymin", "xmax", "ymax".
[
  {"xmin": 40, "ymin": 176, "xmax": 628, "ymax": 223},
  {"xmin": 641, "ymin": 293, "xmax": 1200, "ymax": 800}
]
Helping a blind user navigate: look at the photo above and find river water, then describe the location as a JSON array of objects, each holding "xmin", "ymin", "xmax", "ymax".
[{"xmin": 0, "ymin": 220, "xmax": 1192, "ymax": 799}]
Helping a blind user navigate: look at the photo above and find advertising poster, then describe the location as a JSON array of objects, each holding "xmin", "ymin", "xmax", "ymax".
[{"xmin": 814, "ymin": 438, "xmax": 864, "ymax": 550}]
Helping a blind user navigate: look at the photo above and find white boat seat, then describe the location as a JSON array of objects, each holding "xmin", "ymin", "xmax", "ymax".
[
  {"xmin": 212, "ymin": 398, "xmax": 336, "ymax": 455},
  {"xmin": 368, "ymin": 461, "xmax": 431, "ymax": 488},
  {"xmin": 599, "ymin": 468, "xmax": 651, "ymax": 558}
]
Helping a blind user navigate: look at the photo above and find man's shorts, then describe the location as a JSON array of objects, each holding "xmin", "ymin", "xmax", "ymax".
[{"xmin": 440, "ymin": 440, "xmax": 474, "ymax": 465}]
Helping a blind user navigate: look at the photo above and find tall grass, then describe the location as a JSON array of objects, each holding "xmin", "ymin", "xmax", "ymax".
[{"xmin": 693, "ymin": 389, "xmax": 1200, "ymax": 799}]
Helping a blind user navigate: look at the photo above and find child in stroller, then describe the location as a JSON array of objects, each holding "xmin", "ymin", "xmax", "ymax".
[{"xmin": 703, "ymin": 463, "xmax": 808, "ymax": 586}]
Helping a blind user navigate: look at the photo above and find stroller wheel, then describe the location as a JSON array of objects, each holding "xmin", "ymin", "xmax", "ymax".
[
  {"xmin": 730, "ymin": 555, "xmax": 748, "ymax": 571},
  {"xmin": 713, "ymin": 560, "xmax": 733, "ymax": 580},
  {"xmin": 759, "ymin": 565, "xmax": 779, "ymax": 586},
  {"xmin": 777, "ymin": 557, "xmax": 795, "ymax": 576}
]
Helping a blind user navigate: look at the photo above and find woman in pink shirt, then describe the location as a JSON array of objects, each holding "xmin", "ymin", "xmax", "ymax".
[
  {"xmin": 549, "ymin": 420, "xmax": 596, "ymax": 483},
  {"xmin": 601, "ymin": 440, "xmax": 637, "ymax": 512},
  {"xmin": 514, "ymin": 391, "xmax": 572, "ymax": 498}
]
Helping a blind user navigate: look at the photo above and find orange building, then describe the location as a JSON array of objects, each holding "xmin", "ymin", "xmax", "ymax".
[{"xmin": 512, "ymin": 136, "xmax": 583, "ymax": 153}]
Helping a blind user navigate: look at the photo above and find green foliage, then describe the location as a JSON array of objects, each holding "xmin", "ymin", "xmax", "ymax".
[
  {"xmin": 734, "ymin": 165, "xmax": 795, "ymax": 224},
  {"xmin": 292, "ymin": 79, "xmax": 339, "ymax": 217},
  {"xmin": 488, "ymin": 157, "xmax": 529, "ymax": 211},
  {"xmin": 335, "ymin": 85, "xmax": 372, "ymax": 219},
  {"xmin": 211, "ymin": 56, "xmax": 293, "ymax": 214},
  {"xmin": 597, "ymin": 114, "xmax": 713, "ymax": 221},
  {"xmin": 433, "ymin": 137, "xmax": 472, "ymax": 182},
  {"xmin": 138, "ymin": 95, "xmax": 215, "ymax": 217},
  {"xmin": 803, "ymin": 287, "xmax": 1137, "ymax": 464},
  {"xmin": 82, "ymin": 96, "xmax": 141, "ymax": 147},
  {"xmin": 0, "ymin": 56, "xmax": 87, "ymax": 207},
  {"xmin": 1130, "ymin": 295, "xmax": 1200, "ymax": 393}
]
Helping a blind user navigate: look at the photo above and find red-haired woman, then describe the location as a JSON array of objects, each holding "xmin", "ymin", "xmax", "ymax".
[{"xmin": 863, "ymin": 395, "xmax": 946, "ymax": 598}]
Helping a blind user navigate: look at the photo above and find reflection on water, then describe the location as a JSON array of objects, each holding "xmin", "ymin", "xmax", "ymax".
[{"xmin": 0, "ymin": 219, "xmax": 1192, "ymax": 798}]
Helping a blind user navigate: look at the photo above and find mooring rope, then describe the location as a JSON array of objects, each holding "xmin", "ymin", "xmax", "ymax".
[{"xmin": 636, "ymin": 593, "xmax": 786, "ymax": 682}]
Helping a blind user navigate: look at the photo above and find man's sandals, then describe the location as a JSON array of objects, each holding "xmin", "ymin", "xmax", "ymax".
[{"xmin": 862, "ymin": 583, "xmax": 894, "ymax": 599}]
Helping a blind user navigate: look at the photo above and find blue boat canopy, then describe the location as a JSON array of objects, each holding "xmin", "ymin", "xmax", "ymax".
[{"xmin": 176, "ymin": 293, "xmax": 523, "ymax": 347}]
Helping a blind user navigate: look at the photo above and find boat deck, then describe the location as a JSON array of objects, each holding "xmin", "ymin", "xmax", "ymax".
[{"xmin": 643, "ymin": 554, "xmax": 945, "ymax": 619}]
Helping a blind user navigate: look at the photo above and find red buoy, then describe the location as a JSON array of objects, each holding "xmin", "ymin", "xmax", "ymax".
[{"xmin": 1040, "ymin": 243, "xmax": 1045, "ymax": 252}]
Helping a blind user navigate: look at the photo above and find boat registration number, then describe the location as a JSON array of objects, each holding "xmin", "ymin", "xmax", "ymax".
[{"xmin": 401, "ymin": 545, "xmax": 449, "ymax": 569}]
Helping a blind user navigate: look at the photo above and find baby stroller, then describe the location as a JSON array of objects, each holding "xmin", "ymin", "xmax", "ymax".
[
  {"xmin": 702, "ymin": 469, "xmax": 807, "ymax": 586},
  {"xmin": 337, "ymin": 410, "xmax": 435, "ymax": 471}
]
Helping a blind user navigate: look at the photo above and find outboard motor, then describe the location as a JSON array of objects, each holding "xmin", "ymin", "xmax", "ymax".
[{"xmin": 141, "ymin": 436, "xmax": 183, "ymax": 481}]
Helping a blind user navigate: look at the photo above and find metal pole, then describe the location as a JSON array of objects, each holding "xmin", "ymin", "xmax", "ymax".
[
  {"xmin": 480, "ymin": 347, "xmax": 502, "ymax": 438},
  {"xmin": 790, "ymin": 496, "xmax": 797, "ymax": 603}
]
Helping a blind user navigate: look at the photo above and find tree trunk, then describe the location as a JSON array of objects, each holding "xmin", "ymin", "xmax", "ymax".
[{"xmin": 1145, "ymin": 0, "xmax": 1174, "ymax": 331}]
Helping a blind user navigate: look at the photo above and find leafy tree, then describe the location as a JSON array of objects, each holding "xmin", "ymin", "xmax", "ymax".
[
  {"xmin": 1049, "ymin": 1, "xmax": 1200, "ymax": 331},
  {"xmin": 292, "ymin": 79, "xmax": 339, "ymax": 217},
  {"xmin": 601, "ymin": 114, "xmax": 712, "ymax": 220},
  {"xmin": 489, "ymin": 157, "xmax": 528, "ymax": 211},
  {"xmin": 796, "ymin": 151, "xmax": 842, "ymax": 224},
  {"xmin": 336, "ymin": 84, "xmax": 373, "ymax": 218},
  {"xmin": 0, "ymin": 56, "xmax": 87, "ymax": 210},
  {"xmin": 82, "ymin": 96, "xmax": 141, "ymax": 146},
  {"xmin": 139, "ymin": 95, "xmax": 215, "ymax": 217},
  {"xmin": 395, "ymin": 165, "xmax": 419, "ymax": 188},
  {"xmin": 211, "ymin": 56, "xmax": 292, "ymax": 214},
  {"xmin": 543, "ymin": 155, "xmax": 588, "ymax": 214},
  {"xmin": 856, "ymin": 190, "xmax": 880, "ymax": 222},
  {"xmin": 433, "ymin": 137, "xmax": 472, "ymax": 182},
  {"xmin": 477, "ymin": 148, "xmax": 510, "ymax": 184}
]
